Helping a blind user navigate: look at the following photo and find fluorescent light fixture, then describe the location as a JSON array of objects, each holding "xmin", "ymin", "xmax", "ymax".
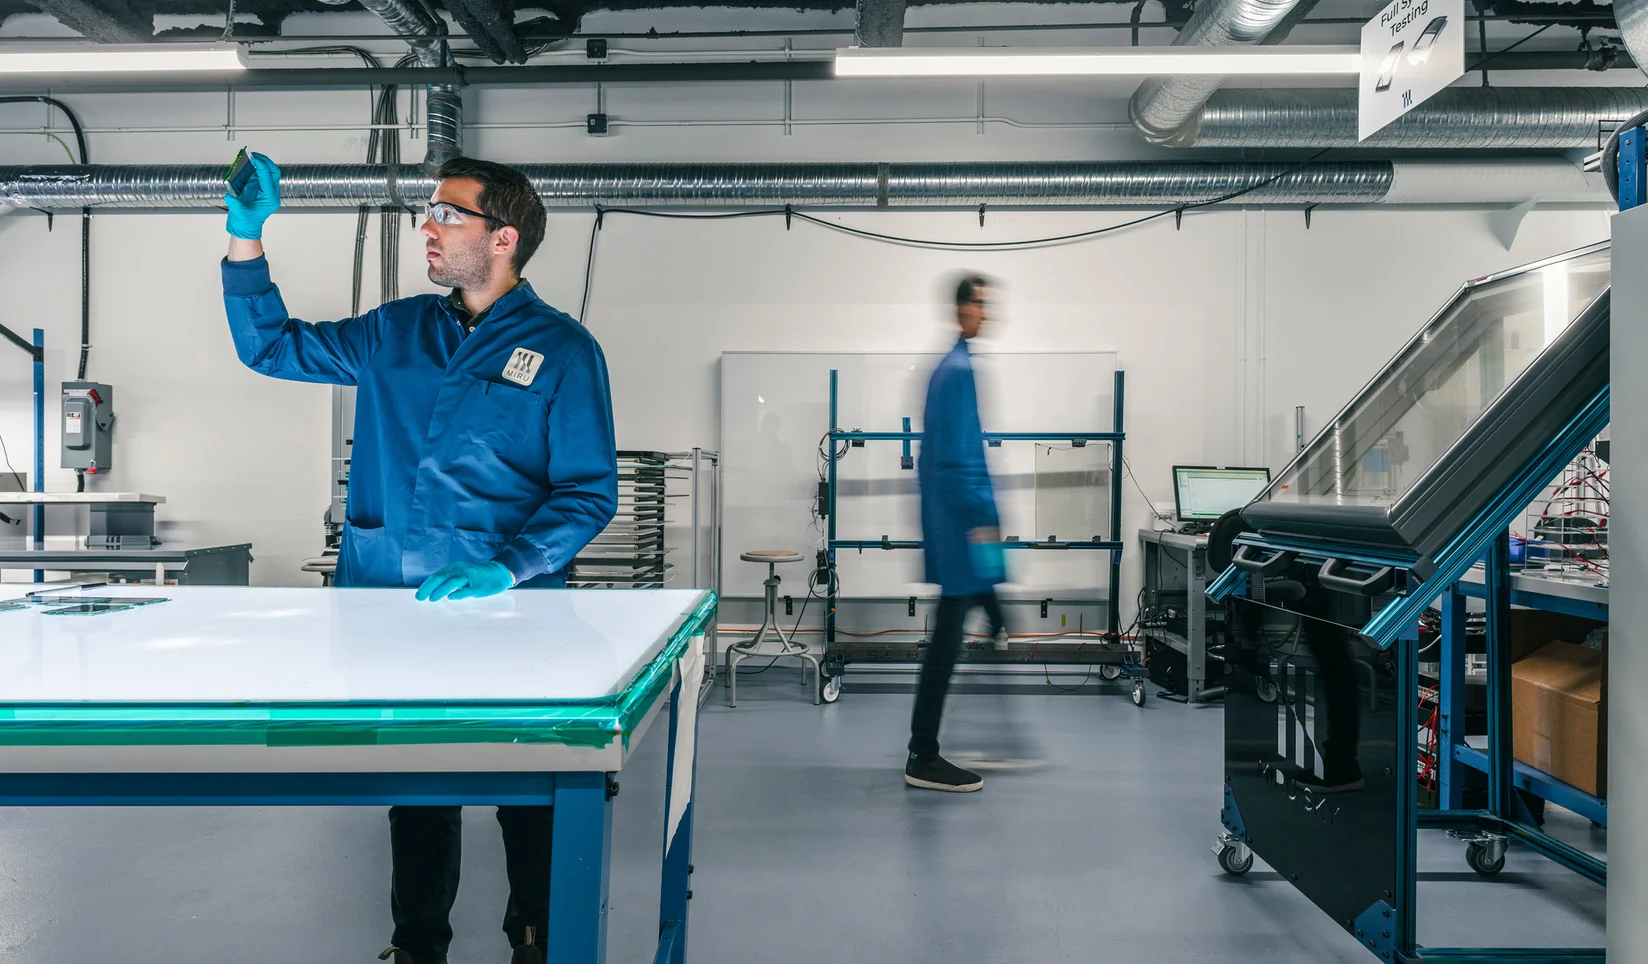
[
  {"xmin": 835, "ymin": 45, "xmax": 1362, "ymax": 77},
  {"xmin": 0, "ymin": 43, "xmax": 247, "ymax": 74}
]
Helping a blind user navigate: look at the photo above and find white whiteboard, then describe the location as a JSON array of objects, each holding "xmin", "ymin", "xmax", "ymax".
[{"xmin": 719, "ymin": 352, "xmax": 1120, "ymax": 600}]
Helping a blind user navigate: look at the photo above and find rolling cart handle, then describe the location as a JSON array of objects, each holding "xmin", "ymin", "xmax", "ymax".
[
  {"xmin": 1230, "ymin": 544, "xmax": 1295, "ymax": 577},
  {"xmin": 1316, "ymin": 557, "xmax": 1395, "ymax": 596}
]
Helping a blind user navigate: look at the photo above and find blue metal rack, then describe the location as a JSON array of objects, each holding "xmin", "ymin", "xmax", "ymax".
[
  {"xmin": 1434, "ymin": 562, "xmax": 1609, "ymax": 828},
  {"xmin": 819, "ymin": 368, "xmax": 1133, "ymax": 685}
]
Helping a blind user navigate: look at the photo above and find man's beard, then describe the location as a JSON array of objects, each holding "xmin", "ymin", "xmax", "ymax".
[{"xmin": 427, "ymin": 235, "xmax": 493, "ymax": 290}]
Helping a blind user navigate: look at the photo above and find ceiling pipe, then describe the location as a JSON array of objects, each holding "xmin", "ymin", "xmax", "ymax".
[
  {"xmin": 0, "ymin": 159, "xmax": 1607, "ymax": 209},
  {"xmin": 0, "ymin": 53, "xmax": 1623, "ymax": 95},
  {"xmin": 1178, "ymin": 87, "xmax": 1648, "ymax": 149},
  {"xmin": 1128, "ymin": 0, "xmax": 1304, "ymax": 147},
  {"xmin": 321, "ymin": 0, "xmax": 461, "ymax": 169}
]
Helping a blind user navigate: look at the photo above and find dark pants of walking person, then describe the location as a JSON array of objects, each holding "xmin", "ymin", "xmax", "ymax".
[
  {"xmin": 909, "ymin": 590, "xmax": 1001, "ymax": 759},
  {"xmin": 388, "ymin": 805, "xmax": 553, "ymax": 958}
]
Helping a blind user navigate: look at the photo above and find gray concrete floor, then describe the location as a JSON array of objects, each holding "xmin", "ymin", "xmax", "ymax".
[{"xmin": 0, "ymin": 671, "xmax": 1605, "ymax": 963}]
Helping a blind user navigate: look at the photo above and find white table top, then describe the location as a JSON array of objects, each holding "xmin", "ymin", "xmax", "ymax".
[
  {"xmin": 0, "ymin": 586, "xmax": 712, "ymax": 705},
  {"xmin": 0, "ymin": 492, "xmax": 165, "ymax": 504}
]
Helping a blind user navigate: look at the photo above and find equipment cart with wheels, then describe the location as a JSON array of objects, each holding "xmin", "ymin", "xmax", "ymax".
[
  {"xmin": 818, "ymin": 368, "xmax": 1140, "ymax": 704},
  {"xmin": 1206, "ymin": 242, "xmax": 1611, "ymax": 962}
]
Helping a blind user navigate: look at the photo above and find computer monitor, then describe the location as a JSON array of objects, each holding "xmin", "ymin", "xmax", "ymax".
[{"xmin": 1172, "ymin": 465, "xmax": 1272, "ymax": 521}]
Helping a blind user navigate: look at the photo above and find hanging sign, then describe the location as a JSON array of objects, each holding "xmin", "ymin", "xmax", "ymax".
[{"xmin": 1359, "ymin": 0, "xmax": 1464, "ymax": 141}]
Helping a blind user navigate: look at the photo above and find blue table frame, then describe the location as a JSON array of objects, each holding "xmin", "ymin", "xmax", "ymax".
[{"xmin": 0, "ymin": 635, "xmax": 708, "ymax": 964}]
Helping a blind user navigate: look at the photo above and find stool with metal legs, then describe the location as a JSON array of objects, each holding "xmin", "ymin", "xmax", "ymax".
[{"xmin": 726, "ymin": 550, "xmax": 820, "ymax": 707}]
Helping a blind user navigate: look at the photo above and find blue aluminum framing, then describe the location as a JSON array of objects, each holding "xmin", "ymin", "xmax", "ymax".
[
  {"xmin": 1436, "ymin": 559, "xmax": 1610, "ymax": 827},
  {"xmin": 823, "ymin": 368, "xmax": 1128, "ymax": 652},
  {"xmin": 0, "ymin": 643, "xmax": 708, "ymax": 964},
  {"xmin": 1620, "ymin": 126, "xmax": 1646, "ymax": 213}
]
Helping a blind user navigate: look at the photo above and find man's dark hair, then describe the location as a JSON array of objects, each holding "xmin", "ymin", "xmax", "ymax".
[
  {"xmin": 436, "ymin": 156, "xmax": 547, "ymax": 275},
  {"xmin": 955, "ymin": 273, "xmax": 990, "ymax": 306}
]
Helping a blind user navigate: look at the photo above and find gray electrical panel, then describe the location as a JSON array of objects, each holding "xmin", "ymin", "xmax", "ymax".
[{"xmin": 61, "ymin": 382, "xmax": 114, "ymax": 474}]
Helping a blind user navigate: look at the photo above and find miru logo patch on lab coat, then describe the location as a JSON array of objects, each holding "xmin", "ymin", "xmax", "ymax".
[{"xmin": 502, "ymin": 348, "xmax": 545, "ymax": 386}]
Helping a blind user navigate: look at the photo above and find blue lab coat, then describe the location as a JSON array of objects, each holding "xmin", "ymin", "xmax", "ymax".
[
  {"xmin": 918, "ymin": 338, "xmax": 1001, "ymax": 597},
  {"xmin": 223, "ymin": 257, "xmax": 618, "ymax": 589}
]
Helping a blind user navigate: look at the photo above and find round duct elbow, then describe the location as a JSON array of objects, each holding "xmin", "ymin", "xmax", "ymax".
[{"xmin": 1129, "ymin": 81, "xmax": 1213, "ymax": 148}]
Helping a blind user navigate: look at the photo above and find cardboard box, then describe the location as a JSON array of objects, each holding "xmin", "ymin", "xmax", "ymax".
[
  {"xmin": 1512, "ymin": 640, "xmax": 1607, "ymax": 798},
  {"xmin": 1509, "ymin": 609, "xmax": 1605, "ymax": 663}
]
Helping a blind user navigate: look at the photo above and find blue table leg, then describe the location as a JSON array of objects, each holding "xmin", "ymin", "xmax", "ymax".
[
  {"xmin": 1439, "ymin": 588, "xmax": 1467, "ymax": 811},
  {"xmin": 659, "ymin": 667, "xmax": 699, "ymax": 964},
  {"xmin": 549, "ymin": 770, "xmax": 613, "ymax": 964}
]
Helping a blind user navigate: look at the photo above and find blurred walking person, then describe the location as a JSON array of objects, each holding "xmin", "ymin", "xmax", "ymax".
[{"xmin": 904, "ymin": 273, "xmax": 1007, "ymax": 793}]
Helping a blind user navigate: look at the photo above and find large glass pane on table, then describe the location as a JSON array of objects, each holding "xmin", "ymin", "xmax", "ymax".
[
  {"xmin": 0, "ymin": 587, "xmax": 716, "ymax": 749},
  {"xmin": 1245, "ymin": 245, "xmax": 1611, "ymax": 560}
]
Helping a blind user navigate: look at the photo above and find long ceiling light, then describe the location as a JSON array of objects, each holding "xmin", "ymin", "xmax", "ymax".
[
  {"xmin": 0, "ymin": 43, "xmax": 247, "ymax": 74},
  {"xmin": 835, "ymin": 46, "xmax": 1362, "ymax": 77}
]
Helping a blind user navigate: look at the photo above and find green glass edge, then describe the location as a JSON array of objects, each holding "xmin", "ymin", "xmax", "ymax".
[{"xmin": 0, "ymin": 592, "xmax": 717, "ymax": 750}]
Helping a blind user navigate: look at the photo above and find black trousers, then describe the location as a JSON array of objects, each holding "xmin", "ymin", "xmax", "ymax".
[
  {"xmin": 388, "ymin": 805, "xmax": 553, "ymax": 958},
  {"xmin": 908, "ymin": 591, "xmax": 1004, "ymax": 760}
]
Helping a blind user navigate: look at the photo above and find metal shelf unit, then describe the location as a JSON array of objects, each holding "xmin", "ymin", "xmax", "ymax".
[
  {"xmin": 569, "ymin": 450, "xmax": 721, "ymax": 594},
  {"xmin": 1435, "ymin": 562, "xmax": 1609, "ymax": 827}
]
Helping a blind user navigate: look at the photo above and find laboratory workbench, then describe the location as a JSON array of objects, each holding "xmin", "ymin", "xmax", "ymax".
[
  {"xmin": 0, "ymin": 544, "xmax": 251, "ymax": 584},
  {"xmin": 0, "ymin": 585, "xmax": 716, "ymax": 964},
  {"xmin": 0, "ymin": 492, "xmax": 165, "ymax": 503}
]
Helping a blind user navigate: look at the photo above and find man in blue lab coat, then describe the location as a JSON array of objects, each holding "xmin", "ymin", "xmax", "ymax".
[
  {"xmin": 221, "ymin": 154, "xmax": 617, "ymax": 964},
  {"xmin": 906, "ymin": 274, "xmax": 1004, "ymax": 793}
]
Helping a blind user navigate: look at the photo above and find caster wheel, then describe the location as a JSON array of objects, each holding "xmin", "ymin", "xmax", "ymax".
[
  {"xmin": 820, "ymin": 676, "xmax": 842, "ymax": 703},
  {"xmin": 1255, "ymin": 679, "xmax": 1279, "ymax": 703},
  {"xmin": 1131, "ymin": 680, "xmax": 1147, "ymax": 707},
  {"xmin": 1466, "ymin": 842, "xmax": 1505, "ymax": 876},
  {"xmin": 1218, "ymin": 845, "xmax": 1253, "ymax": 876},
  {"xmin": 1099, "ymin": 664, "xmax": 1123, "ymax": 681}
]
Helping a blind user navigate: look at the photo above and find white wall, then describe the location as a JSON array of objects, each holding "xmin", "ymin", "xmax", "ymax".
[{"xmin": 0, "ymin": 4, "xmax": 1614, "ymax": 593}]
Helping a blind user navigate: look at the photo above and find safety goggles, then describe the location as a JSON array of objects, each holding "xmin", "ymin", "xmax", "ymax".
[{"xmin": 421, "ymin": 201, "xmax": 508, "ymax": 228}]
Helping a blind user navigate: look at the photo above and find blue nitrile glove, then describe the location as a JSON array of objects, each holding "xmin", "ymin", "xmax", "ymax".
[
  {"xmin": 416, "ymin": 560, "xmax": 517, "ymax": 602},
  {"xmin": 224, "ymin": 152, "xmax": 282, "ymax": 240},
  {"xmin": 970, "ymin": 541, "xmax": 1007, "ymax": 584}
]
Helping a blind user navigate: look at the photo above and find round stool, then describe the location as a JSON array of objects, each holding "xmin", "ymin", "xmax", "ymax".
[{"xmin": 726, "ymin": 550, "xmax": 821, "ymax": 707}]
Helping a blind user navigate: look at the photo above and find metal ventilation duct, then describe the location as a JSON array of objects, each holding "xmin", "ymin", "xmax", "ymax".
[
  {"xmin": 1619, "ymin": 0, "xmax": 1648, "ymax": 80},
  {"xmin": 338, "ymin": 0, "xmax": 462, "ymax": 168},
  {"xmin": 1180, "ymin": 87, "xmax": 1648, "ymax": 149},
  {"xmin": 1128, "ymin": 0, "xmax": 1304, "ymax": 146},
  {"xmin": 0, "ymin": 160, "xmax": 1607, "ymax": 209}
]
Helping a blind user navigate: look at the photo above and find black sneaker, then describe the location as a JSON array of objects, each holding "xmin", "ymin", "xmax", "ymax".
[
  {"xmin": 904, "ymin": 754, "xmax": 984, "ymax": 792},
  {"xmin": 511, "ymin": 926, "xmax": 545, "ymax": 964},
  {"xmin": 379, "ymin": 947, "xmax": 447, "ymax": 964}
]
